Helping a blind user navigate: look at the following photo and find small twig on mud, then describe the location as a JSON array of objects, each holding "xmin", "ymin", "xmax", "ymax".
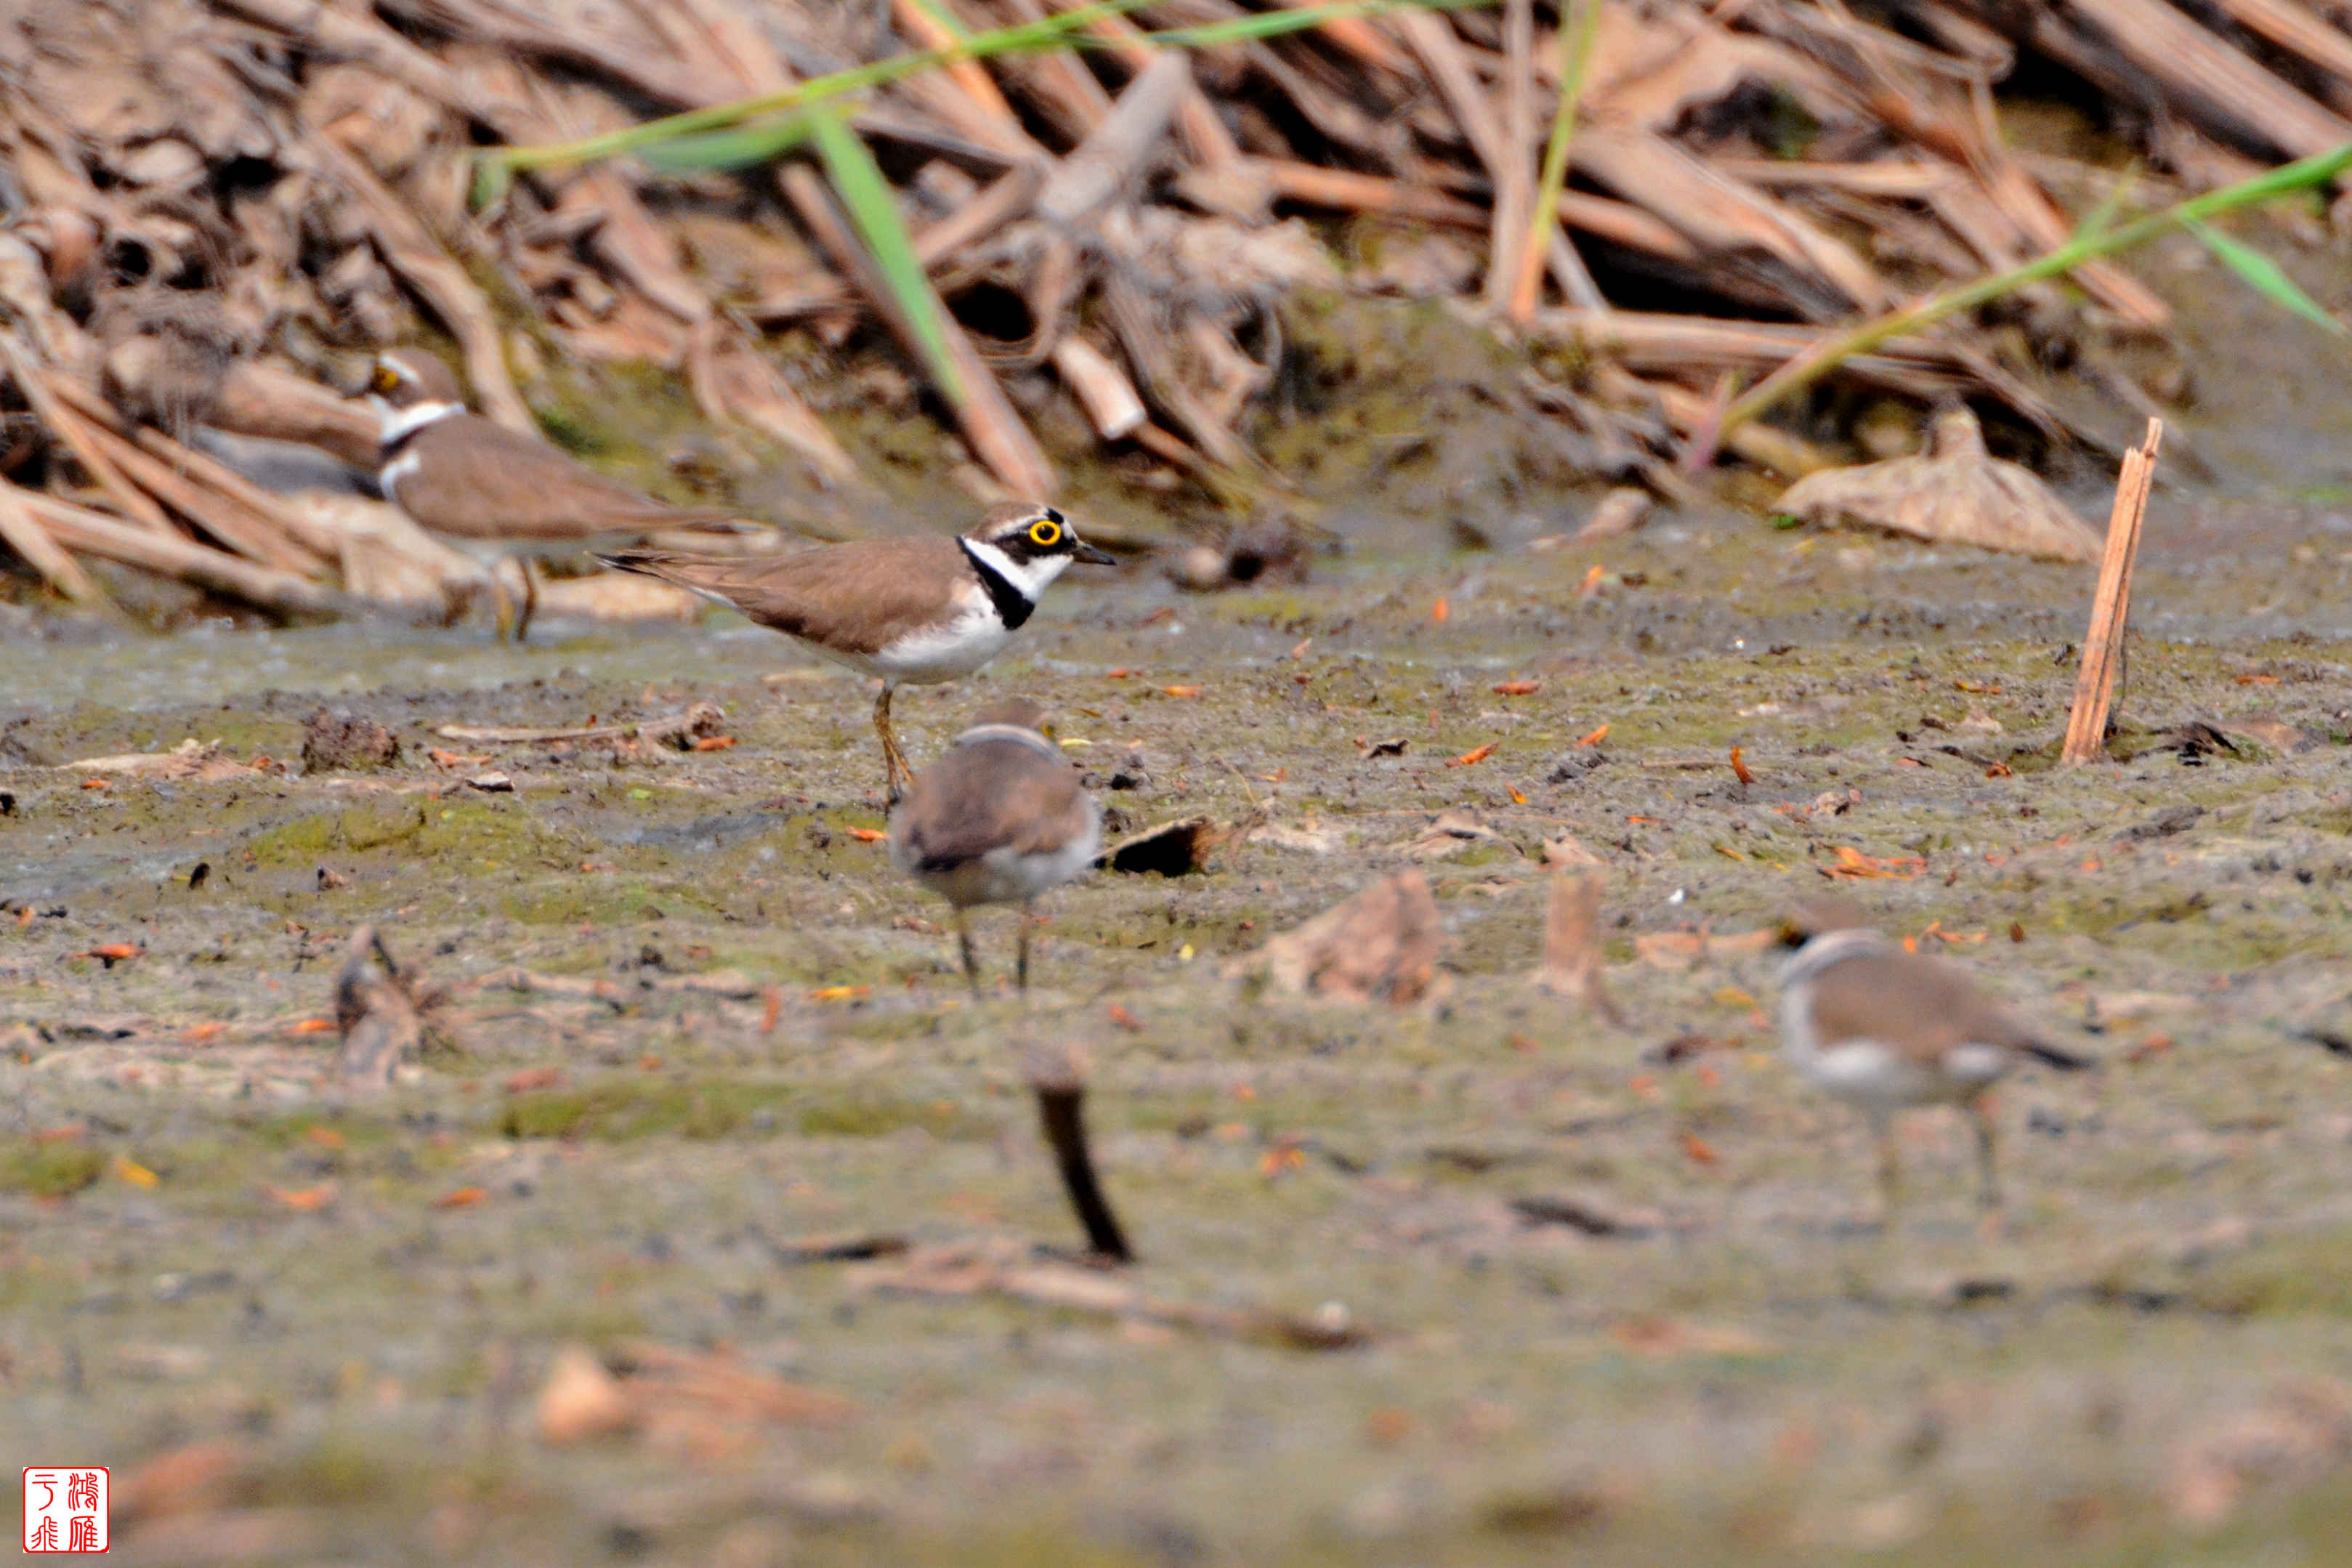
[
  {"xmin": 433, "ymin": 702, "xmax": 725, "ymax": 748},
  {"xmin": 2062, "ymin": 418, "xmax": 2162, "ymax": 766},
  {"xmin": 854, "ymin": 1241, "xmax": 1371, "ymax": 1349},
  {"xmin": 1207, "ymin": 753, "xmax": 1264, "ymax": 812},
  {"xmin": 1532, "ymin": 868, "xmax": 1622, "ymax": 1027}
]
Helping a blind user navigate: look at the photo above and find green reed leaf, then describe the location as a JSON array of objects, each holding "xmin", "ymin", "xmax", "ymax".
[
  {"xmin": 809, "ymin": 108, "xmax": 965, "ymax": 405},
  {"xmin": 2183, "ymin": 215, "xmax": 2347, "ymax": 336}
]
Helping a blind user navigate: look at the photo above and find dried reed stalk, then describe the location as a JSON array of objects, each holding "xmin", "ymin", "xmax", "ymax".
[
  {"xmin": 1051, "ymin": 336, "xmax": 1147, "ymax": 440},
  {"xmin": 780, "ymin": 163, "xmax": 1055, "ymax": 497},
  {"xmin": 25, "ymin": 492, "xmax": 349, "ymax": 616},
  {"xmin": 2061, "ymin": 419, "xmax": 2163, "ymax": 766},
  {"xmin": 892, "ymin": 0, "xmax": 1025, "ymax": 133},
  {"xmin": 1485, "ymin": 0, "xmax": 1535, "ymax": 312},
  {"xmin": 1035, "ymin": 0, "xmax": 1249, "ymax": 174},
  {"xmin": 80, "ymin": 420, "xmax": 325, "ymax": 576},
  {"xmin": 0, "ymin": 335, "xmax": 172, "ymax": 533},
  {"xmin": 44, "ymin": 371, "xmax": 344, "ymax": 566},
  {"xmin": 0, "ymin": 477, "xmax": 108, "ymax": 608}
]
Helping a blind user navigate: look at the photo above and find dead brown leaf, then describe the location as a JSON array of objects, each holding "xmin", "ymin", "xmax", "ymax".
[
  {"xmin": 1823, "ymin": 845, "xmax": 1928, "ymax": 880},
  {"xmin": 1252, "ymin": 869, "xmax": 1446, "ymax": 1006},
  {"xmin": 1774, "ymin": 407, "xmax": 2104, "ymax": 562}
]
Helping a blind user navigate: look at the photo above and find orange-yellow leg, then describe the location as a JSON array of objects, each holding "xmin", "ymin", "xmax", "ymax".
[
  {"xmin": 873, "ymin": 684, "xmax": 914, "ymax": 804},
  {"xmin": 512, "ymin": 559, "xmax": 539, "ymax": 644}
]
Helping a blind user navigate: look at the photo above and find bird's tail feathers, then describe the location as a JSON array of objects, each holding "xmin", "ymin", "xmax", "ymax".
[{"xmin": 2023, "ymin": 1040, "xmax": 2095, "ymax": 1071}]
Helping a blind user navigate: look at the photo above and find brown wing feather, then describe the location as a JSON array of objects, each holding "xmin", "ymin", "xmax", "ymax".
[
  {"xmin": 401, "ymin": 418, "xmax": 739, "ymax": 541},
  {"xmin": 601, "ymin": 536, "xmax": 969, "ymax": 658},
  {"xmin": 1807, "ymin": 952, "xmax": 2046, "ymax": 1064},
  {"xmin": 896, "ymin": 738, "xmax": 1083, "ymax": 869}
]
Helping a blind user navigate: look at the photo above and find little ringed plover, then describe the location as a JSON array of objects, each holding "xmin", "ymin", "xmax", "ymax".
[
  {"xmin": 598, "ymin": 504, "xmax": 1112, "ymax": 801},
  {"xmin": 357, "ymin": 348, "xmax": 748, "ymax": 642},
  {"xmin": 887, "ymin": 698, "xmax": 1101, "ymax": 993},
  {"xmin": 1776, "ymin": 897, "xmax": 2091, "ymax": 1219}
]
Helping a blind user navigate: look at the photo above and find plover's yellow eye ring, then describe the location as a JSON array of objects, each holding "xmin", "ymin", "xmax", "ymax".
[
  {"xmin": 1027, "ymin": 518, "xmax": 1064, "ymax": 548},
  {"xmin": 371, "ymin": 365, "xmax": 400, "ymax": 393}
]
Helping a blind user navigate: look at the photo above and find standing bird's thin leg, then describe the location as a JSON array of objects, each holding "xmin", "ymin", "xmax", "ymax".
[
  {"xmin": 955, "ymin": 907, "xmax": 981, "ymax": 996},
  {"xmin": 1873, "ymin": 1112, "xmax": 1902, "ymax": 1229},
  {"xmin": 512, "ymin": 559, "xmax": 539, "ymax": 644},
  {"xmin": 873, "ymin": 684, "xmax": 913, "ymax": 804},
  {"xmin": 1017, "ymin": 900, "xmax": 1034, "ymax": 993},
  {"xmin": 1971, "ymin": 1097, "xmax": 2003, "ymax": 1215},
  {"xmin": 485, "ymin": 570, "xmax": 518, "ymax": 643}
]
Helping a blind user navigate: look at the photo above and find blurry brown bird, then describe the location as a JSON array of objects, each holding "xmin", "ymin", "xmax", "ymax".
[
  {"xmin": 357, "ymin": 348, "xmax": 749, "ymax": 641},
  {"xmin": 1775, "ymin": 897, "xmax": 2092, "ymax": 1220},
  {"xmin": 888, "ymin": 698, "xmax": 1101, "ymax": 993}
]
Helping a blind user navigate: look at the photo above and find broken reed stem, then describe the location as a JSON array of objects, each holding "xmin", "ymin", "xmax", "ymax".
[
  {"xmin": 1034, "ymin": 1081, "xmax": 1133, "ymax": 1262},
  {"xmin": 1533, "ymin": 868, "xmax": 1622, "ymax": 1027},
  {"xmin": 891, "ymin": 0, "xmax": 1024, "ymax": 132},
  {"xmin": 1509, "ymin": 0, "xmax": 1601, "ymax": 321},
  {"xmin": 2061, "ymin": 418, "xmax": 2162, "ymax": 765}
]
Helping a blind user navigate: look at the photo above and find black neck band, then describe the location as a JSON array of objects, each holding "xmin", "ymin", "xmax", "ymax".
[{"xmin": 959, "ymin": 539, "xmax": 1036, "ymax": 630}]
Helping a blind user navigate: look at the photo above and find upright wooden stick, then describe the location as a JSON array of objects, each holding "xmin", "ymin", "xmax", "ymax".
[{"xmin": 2061, "ymin": 418, "xmax": 2162, "ymax": 765}]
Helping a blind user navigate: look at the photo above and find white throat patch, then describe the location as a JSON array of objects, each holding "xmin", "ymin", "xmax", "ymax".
[{"xmin": 961, "ymin": 536, "xmax": 1068, "ymax": 605}]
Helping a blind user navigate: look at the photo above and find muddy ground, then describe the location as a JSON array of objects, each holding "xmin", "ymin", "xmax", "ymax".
[{"xmin": 7, "ymin": 467, "xmax": 2352, "ymax": 1566}]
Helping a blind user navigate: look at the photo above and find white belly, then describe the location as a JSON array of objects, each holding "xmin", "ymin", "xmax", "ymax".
[
  {"xmin": 865, "ymin": 600, "xmax": 1014, "ymax": 685},
  {"xmin": 1798, "ymin": 1039, "xmax": 1951, "ymax": 1108},
  {"xmin": 1780, "ymin": 985, "xmax": 2007, "ymax": 1109},
  {"xmin": 905, "ymin": 807, "xmax": 1102, "ymax": 909}
]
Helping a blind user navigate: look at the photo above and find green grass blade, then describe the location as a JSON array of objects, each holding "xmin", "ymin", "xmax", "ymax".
[
  {"xmin": 639, "ymin": 114, "xmax": 815, "ymax": 173},
  {"xmin": 479, "ymin": 0, "xmax": 1157, "ymax": 184},
  {"xmin": 810, "ymin": 108, "xmax": 965, "ymax": 406},
  {"xmin": 906, "ymin": 0, "xmax": 975, "ymax": 39},
  {"xmin": 2068, "ymin": 163, "xmax": 2137, "ymax": 245},
  {"xmin": 1129, "ymin": 0, "xmax": 1495, "ymax": 49},
  {"xmin": 1518, "ymin": 0, "xmax": 1601, "ymax": 313},
  {"xmin": 2183, "ymin": 215, "xmax": 2347, "ymax": 335},
  {"xmin": 471, "ymin": 157, "xmax": 513, "ymax": 211},
  {"xmin": 476, "ymin": 0, "xmax": 1502, "ymax": 190},
  {"xmin": 1718, "ymin": 138, "xmax": 2352, "ymax": 439}
]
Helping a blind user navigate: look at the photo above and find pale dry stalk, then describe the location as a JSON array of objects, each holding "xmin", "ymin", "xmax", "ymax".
[{"xmin": 2061, "ymin": 418, "xmax": 2164, "ymax": 765}]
